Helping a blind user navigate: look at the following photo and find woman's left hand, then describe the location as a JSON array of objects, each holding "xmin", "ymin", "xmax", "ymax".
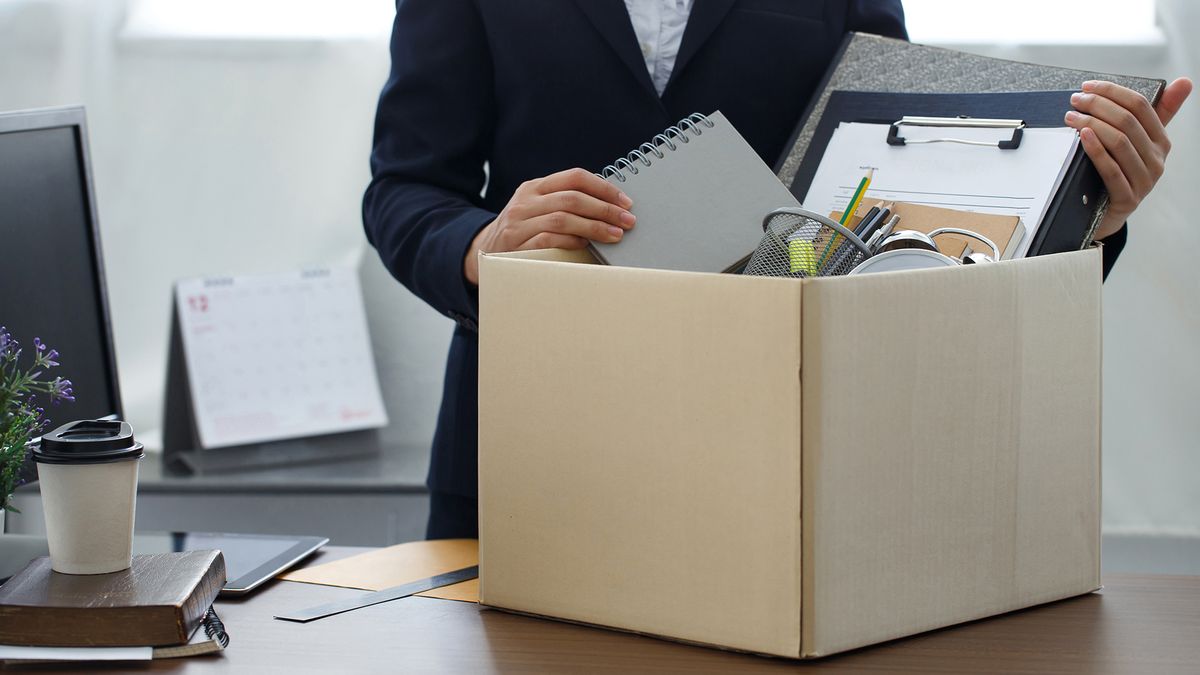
[{"xmin": 1065, "ymin": 77, "xmax": 1192, "ymax": 240}]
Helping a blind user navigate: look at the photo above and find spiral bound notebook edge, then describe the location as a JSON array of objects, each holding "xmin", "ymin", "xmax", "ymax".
[
  {"xmin": 596, "ymin": 113, "xmax": 717, "ymax": 184},
  {"xmin": 588, "ymin": 112, "xmax": 717, "ymax": 268},
  {"xmin": 589, "ymin": 110, "xmax": 801, "ymax": 274}
]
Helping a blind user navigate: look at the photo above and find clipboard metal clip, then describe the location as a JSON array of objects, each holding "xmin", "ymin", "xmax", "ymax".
[{"xmin": 886, "ymin": 116, "xmax": 1025, "ymax": 150}]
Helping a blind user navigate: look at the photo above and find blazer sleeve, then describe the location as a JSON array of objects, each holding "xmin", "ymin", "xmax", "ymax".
[
  {"xmin": 362, "ymin": 0, "xmax": 495, "ymax": 330},
  {"xmin": 846, "ymin": 0, "xmax": 908, "ymax": 40},
  {"xmin": 1099, "ymin": 223, "xmax": 1126, "ymax": 280}
]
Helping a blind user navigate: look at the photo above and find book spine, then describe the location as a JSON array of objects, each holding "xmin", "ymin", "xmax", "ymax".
[
  {"xmin": 175, "ymin": 551, "xmax": 227, "ymax": 643},
  {"xmin": 0, "ymin": 607, "xmax": 184, "ymax": 647}
]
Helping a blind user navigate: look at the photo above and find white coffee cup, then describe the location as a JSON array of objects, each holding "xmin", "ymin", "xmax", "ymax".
[{"xmin": 34, "ymin": 420, "xmax": 144, "ymax": 575}]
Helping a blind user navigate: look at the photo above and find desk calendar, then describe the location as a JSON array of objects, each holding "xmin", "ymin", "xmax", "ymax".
[{"xmin": 172, "ymin": 268, "xmax": 388, "ymax": 450}]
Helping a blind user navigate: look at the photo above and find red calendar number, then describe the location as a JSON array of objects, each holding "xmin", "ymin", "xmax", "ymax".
[{"xmin": 188, "ymin": 295, "xmax": 209, "ymax": 313}]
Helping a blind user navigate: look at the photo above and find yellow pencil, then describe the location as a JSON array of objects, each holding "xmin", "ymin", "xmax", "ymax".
[
  {"xmin": 819, "ymin": 168, "xmax": 874, "ymax": 270},
  {"xmin": 840, "ymin": 168, "xmax": 874, "ymax": 227}
]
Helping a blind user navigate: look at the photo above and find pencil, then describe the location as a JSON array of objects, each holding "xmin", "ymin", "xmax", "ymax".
[
  {"xmin": 853, "ymin": 202, "xmax": 884, "ymax": 237},
  {"xmin": 840, "ymin": 169, "xmax": 874, "ymax": 227},
  {"xmin": 819, "ymin": 168, "xmax": 874, "ymax": 270}
]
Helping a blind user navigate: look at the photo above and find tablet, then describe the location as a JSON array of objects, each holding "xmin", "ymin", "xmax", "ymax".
[{"xmin": 132, "ymin": 532, "xmax": 328, "ymax": 595}]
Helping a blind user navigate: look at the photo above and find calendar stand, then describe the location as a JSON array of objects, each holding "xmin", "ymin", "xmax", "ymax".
[
  {"xmin": 162, "ymin": 269, "xmax": 390, "ymax": 475},
  {"xmin": 163, "ymin": 301, "xmax": 382, "ymax": 474}
]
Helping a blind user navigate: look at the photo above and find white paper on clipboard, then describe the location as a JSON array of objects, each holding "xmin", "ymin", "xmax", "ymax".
[
  {"xmin": 801, "ymin": 122, "xmax": 1079, "ymax": 259},
  {"xmin": 174, "ymin": 268, "xmax": 388, "ymax": 449}
]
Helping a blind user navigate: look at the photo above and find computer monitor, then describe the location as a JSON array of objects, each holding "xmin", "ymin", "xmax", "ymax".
[{"xmin": 0, "ymin": 106, "xmax": 123, "ymax": 422}]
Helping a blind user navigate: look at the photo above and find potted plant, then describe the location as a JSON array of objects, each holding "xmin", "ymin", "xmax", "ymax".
[{"xmin": 0, "ymin": 326, "xmax": 75, "ymax": 521}]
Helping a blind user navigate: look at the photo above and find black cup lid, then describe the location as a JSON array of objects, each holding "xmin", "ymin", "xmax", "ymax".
[{"xmin": 34, "ymin": 420, "xmax": 145, "ymax": 465}]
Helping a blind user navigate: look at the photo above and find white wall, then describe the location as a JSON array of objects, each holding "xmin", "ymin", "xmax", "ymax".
[
  {"xmin": 0, "ymin": 0, "xmax": 452, "ymax": 465},
  {"xmin": 0, "ymin": 0, "xmax": 1195, "ymax": 534},
  {"xmin": 930, "ymin": 0, "xmax": 1200, "ymax": 537}
]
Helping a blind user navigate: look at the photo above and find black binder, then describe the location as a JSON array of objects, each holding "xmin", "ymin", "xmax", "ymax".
[
  {"xmin": 776, "ymin": 33, "xmax": 1167, "ymax": 256},
  {"xmin": 790, "ymin": 90, "xmax": 1102, "ymax": 257}
]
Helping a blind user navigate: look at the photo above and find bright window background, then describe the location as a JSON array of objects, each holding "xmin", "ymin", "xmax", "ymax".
[
  {"xmin": 904, "ymin": 0, "xmax": 1162, "ymax": 45},
  {"xmin": 122, "ymin": 0, "xmax": 394, "ymax": 41},
  {"xmin": 123, "ymin": 0, "xmax": 1163, "ymax": 45}
]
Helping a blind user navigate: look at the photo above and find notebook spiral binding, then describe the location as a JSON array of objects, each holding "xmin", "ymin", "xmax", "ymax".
[
  {"xmin": 597, "ymin": 113, "xmax": 715, "ymax": 182},
  {"xmin": 202, "ymin": 606, "xmax": 230, "ymax": 648}
]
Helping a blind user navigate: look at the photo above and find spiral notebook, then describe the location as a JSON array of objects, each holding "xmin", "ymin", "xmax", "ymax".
[{"xmin": 590, "ymin": 111, "xmax": 800, "ymax": 273}]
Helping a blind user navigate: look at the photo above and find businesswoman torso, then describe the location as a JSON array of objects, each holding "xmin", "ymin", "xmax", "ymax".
[{"xmin": 363, "ymin": 0, "xmax": 907, "ymax": 538}]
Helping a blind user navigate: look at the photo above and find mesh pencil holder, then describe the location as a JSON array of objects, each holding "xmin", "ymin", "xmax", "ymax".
[{"xmin": 742, "ymin": 207, "xmax": 871, "ymax": 278}]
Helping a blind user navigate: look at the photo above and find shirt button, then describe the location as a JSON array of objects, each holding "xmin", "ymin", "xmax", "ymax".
[{"xmin": 641, "ymin": 42, "xmax": 652, "ymax": 57}]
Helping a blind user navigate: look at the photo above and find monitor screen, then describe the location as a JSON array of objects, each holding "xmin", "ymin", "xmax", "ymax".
[{"xmin": 0, "ymin": 107, "xmax": 122, "ymax": 423}]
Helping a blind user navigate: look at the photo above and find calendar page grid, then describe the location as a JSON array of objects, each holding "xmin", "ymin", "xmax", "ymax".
[{"xmin": 175, "ymin": 268, "xmax": 388, "ymax": 449}]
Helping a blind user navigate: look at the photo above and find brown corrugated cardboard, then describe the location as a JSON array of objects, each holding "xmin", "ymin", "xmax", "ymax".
[
  {"xmin": 477, "ymin": 247, "xmax": 1102, "ymax": 659},
  {"xmin": 798, "ymin": 250, "xmax": 1101, "ymax": 655}
]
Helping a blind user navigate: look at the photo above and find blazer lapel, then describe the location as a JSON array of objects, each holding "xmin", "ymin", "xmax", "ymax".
[
  {"xmin": 573, "ymin": 0, "xmax": 659, "ymax": 98},
  {"xmin": 667, "ymin": 0, "xmax": 738, "ymax": 90}
]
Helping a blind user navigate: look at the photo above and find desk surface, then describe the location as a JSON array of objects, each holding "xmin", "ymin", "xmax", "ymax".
[
  {"xmin": 135, "ymin": 448, "xmax": 428, "ymax": 494},
  {"xmin": 46, "ymin": 547, "xmax": 1200, "ymax": 674}
]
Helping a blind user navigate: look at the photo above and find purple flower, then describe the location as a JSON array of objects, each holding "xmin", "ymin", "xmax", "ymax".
[
  {"xmin": 50, "ymin": 378, "xmax": 75, "ymax": 404},
  {"xmin": 1, "ymin": 329, "xmax": 75, "ymax": 512},
  {"xmin": 32, "ymin": 342, "xmax": 60, "ymax": 369}
]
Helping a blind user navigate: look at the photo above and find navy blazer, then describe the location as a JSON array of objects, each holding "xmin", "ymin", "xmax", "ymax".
[{"xmin": 363, "ymin": 1, "xmax": 1120, "ymax": 498}]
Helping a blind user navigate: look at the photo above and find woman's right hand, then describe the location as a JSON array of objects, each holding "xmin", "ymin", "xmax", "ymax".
[{"xmin": 463, "ymin": 168, "xmax": 636, "ymax": 285}]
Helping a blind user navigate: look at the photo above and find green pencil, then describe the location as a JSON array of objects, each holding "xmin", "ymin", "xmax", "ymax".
[{"xmin": 818, "ymin": 168, "xmax": 873, "ymax": 270}]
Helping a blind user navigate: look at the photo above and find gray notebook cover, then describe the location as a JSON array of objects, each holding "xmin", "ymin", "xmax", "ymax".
[
  {"xmin": 590, "ymin": 111, "xmax": 800, "ymax": 273},
  {"xmin": 778, "ymin": 33, "xmax": 1167, "ymax": 188}
]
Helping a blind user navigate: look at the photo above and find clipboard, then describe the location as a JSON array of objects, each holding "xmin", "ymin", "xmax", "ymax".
[
  {"xmin": 791, "ymin": 89, "xmax": 1105, "ymax": 257},
  {"xmin": 885, "ymin": 116, "xmax": 1025, "ymax": 149},
  {"xmin": 776, "ymin": 33, "xmax": 1167, "ymax": 256}
]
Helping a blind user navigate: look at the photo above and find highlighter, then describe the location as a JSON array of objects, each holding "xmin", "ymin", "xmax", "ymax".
[{"xmin": 787, "ymin": 233, "xmax": 818, "ymax": 276}]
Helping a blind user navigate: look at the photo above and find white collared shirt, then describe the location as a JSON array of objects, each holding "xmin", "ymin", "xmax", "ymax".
[{"xmin": 623, "ymin": 0, "xmax": 695, "ymax": 95}]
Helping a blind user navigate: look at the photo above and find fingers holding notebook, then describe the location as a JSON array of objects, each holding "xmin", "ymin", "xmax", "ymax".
[
  {"xmin": 1065, "ymin": 77, "xmax": 1192, "ymax": 239},
  {"xmin": 464, "ymin": 168, "xmax": 636, "ymax": 285}
]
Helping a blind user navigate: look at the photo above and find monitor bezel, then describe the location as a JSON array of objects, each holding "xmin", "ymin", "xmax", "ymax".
[{"xmin": 0, "ymin": 105, "xmax": 124, "ymax": 421}]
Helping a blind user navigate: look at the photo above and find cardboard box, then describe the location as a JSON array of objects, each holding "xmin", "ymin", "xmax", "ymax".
[{"xmin": 477, "ymin": 247, "xmax": 1102, "ymax": 658}]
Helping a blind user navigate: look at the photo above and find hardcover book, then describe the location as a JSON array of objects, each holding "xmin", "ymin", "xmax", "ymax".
[{"xmin": 0, "ymin": 550, "xmax": 225, "ymax": 647}]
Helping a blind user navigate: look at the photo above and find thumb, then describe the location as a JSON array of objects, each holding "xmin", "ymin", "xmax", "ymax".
[{"xmin": 1156, "ymin": 77, "xmax": 1193, "ymax": 127}]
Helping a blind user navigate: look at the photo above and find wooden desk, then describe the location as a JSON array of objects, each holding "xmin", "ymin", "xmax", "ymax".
[{"xmin": 46, "ymin": 547, "xmax": 1200, "ymax": 673}]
